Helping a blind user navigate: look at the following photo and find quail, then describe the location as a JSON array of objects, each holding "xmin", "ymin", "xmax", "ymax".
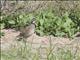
[{"xmin": 19, "ymin": 18, "xmax": 36, "ymax": 39}]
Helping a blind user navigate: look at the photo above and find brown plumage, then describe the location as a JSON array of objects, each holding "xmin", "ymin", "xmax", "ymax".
[{"xmin": 19, "ymin": 18, "xmax": 36, "ymax": 38}]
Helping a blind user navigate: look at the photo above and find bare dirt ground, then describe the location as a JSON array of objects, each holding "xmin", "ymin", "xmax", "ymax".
[
  {"xmin": 1, "ymin": 29, "xmax": 80, "ymax": 59},
  {"xmin": 1, "ymin": 29, "xmax": 80, "ymax": 50}
]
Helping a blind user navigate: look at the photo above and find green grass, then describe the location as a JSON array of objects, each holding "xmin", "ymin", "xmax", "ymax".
[{"xmin": 1, "ymin": 40, "xmax": 80, "ymax": 60}]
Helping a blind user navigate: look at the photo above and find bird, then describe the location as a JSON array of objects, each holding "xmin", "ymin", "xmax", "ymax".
[{"xmin": 18, "ymin": 18, "xmax": 36, "ymax": 39}]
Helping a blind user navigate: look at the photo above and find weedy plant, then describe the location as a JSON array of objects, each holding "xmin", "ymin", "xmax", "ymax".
[
  {"xmin": 0, "ymin": 8, "xmax": 80, "ymax": 37},
  {"xmin": 1, "ymin": 38, "xmax": 80, "ymax": 60},
  {"xmin": 35, "ymin": 9, "xmax": 80, "ymax": 37},
  {"xmin": 1, "ymin": 39, "xmax": 40, "ymax": 60}
]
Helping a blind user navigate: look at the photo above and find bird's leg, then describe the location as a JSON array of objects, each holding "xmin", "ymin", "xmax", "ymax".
[
  {"xmin": 22, "ymin": 38, "xmax": 27, "ymax": 46},
  {"xmin": 31, "ymin": 34, "xmax": 35, "ymax": 47}
]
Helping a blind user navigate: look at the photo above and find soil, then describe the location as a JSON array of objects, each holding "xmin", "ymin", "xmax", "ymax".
[{"xmin": 1, "ymin": 29, "xmax": 80, "ymax": 51}]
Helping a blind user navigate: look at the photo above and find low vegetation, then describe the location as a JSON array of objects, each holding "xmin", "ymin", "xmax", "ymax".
[
  {"xmin": 0, "ymin": 3, "xmax": 80, "ymax": 60},
  {"xmin": 1, "ymin": 8, "xmax": 80, "ymax": 37},
  {"xmin": 1, "ymin": 40, "xmax": 80, "ymax": 60}
]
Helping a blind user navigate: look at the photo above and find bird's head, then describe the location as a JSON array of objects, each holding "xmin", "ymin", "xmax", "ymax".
[{"xmin": 31, "ymin": 18, "xmax": 36, "ymax": 25}]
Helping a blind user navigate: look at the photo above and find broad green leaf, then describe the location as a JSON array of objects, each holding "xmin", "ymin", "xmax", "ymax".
[
  {"xmin": 1, "ymin": 23, "xmax": 5, "ymax": 29},
  {"xmin": 8, "ymin": 20, "xmax": 15, "ymax": 24},
  {"xmin": 40, "ymin": 19, "xmax": 44, "ymax": 26},
  {"xmin": 19, "ymin": 15, "xmax": 23, "ymax": 18},
  {"xmin": 36, "ymin": 30, "xmax": 44, "ymax": 36}
]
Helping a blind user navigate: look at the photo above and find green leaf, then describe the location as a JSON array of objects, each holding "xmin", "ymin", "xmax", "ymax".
[
  {"xmin": 19, "ymin": 15, "xmax": 23, "ymax": 19},
  {"xmin": 8, "ymin": 20, "xmax": 15, "ymax": 24},
  {"xmin": 28, "ymin": 14, "xmax": 34, "ymax": 20},
  {"xmin": 1, "ymin": 23, "xmax": 5, "ymax": 29},
  {"xmin": 40, "ymin": 19, "xmax": 44, "ymax": 26},
  {"xmin": 36, "ymin": 30, "xmax": 44, "ymax": 36}
]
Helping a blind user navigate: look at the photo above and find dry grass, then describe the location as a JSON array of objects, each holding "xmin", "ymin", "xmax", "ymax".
[{"xmin": 1, "ymin": 29, "xmax": 80, "ymax": 60}]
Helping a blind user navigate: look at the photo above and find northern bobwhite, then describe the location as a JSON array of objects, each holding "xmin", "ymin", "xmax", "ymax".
[{"xmin": 19, "ymin": 18, "xmax": 36, "ymax": 38}]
